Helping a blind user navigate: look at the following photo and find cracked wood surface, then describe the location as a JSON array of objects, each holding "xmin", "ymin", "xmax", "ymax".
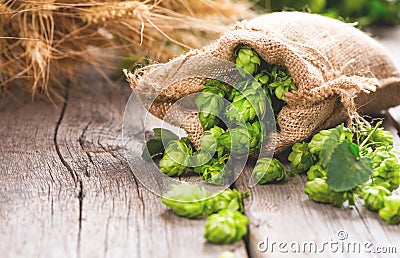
[{"xmin": 0, "ymin": 77, "xmax": 247, "ymax": 258}]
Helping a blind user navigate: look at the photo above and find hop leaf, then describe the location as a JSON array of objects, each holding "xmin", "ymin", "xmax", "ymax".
[
  {"xmin": 159, "ymin": 139, "xmax": 193, "ymax": 177},
  {"xmin": 304, "ymin": 178, "xmax": 348, "ymax": 207},
  {"xmin": 288, "ymin": 142, "xmax": 315, "ymax": 174},
  {"xmin": 205, "ymin": 189, "xmax": 249, "ymax": 215},
  {"xmin": 142, "ymin": 128, "xmax": 179, "ymax": 161},
  {"xmin": 318, "ymin": 124, "xmax": 353, "ymax": 168},
  {"xmin": 252, "ymin": 158, "xmax": 286, "ymax": 184},
  {"xmin": 360, "ymin": 185, "xmax": 391, "ymax": 211},
  {"xmin": 235, "ymin": 45, "xmax": 260, "ymax": 76},
  {"xmin": 306, "ymin": 164, "xmax": 326, "ymax": 181},
  {"xmin": 204, "ymin": 210, "xmax": 249, "ymax": 244},
  {"xmin": 162, "ymin": 183, "xmax": 208, "ymax": 218},
  {"xmin": 326, "ymin": 140, "xmax": 373, "ymax": 191},
  {"xmin": 379, "ymin": 195, "xmax": 400, "ymax": 225}
]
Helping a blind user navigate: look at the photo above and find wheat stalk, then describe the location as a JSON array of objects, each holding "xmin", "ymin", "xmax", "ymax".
[{"xmin": 0, "ymin": 0, "xmax": 255, "ymax": 95}]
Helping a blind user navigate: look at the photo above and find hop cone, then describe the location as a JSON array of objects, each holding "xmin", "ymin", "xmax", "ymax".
[
  {"xmin": 288, "ymin": 142, "xmax": 315, "ymax": 174},
  {"xmin": 361, "ymin": 185, "xmax": 391, "ymax": 211},
  {"xmin": 379, "ymin": 195, "xmax": 400, "ymax": 225},
  {"xmin": 220, "ymin": 128, "xmax": 250, "ymax": 158},
  {"xmin": 304, "ymin": 178, "xmax": 347, "ymax": 207},
  {"xmin": 225, "ymin": 87, "xmax": 267, "ymax": 124},
  {"xmin": 372, "ymin": 158, "xmax": 400, "ymax": 191},
  {"xmin": 205, "ymin": 189, "xmax": 249, "ymax": 215},
  {"xmin": 308, "ymin": 126, "xmax": 353, "ymax": 155},
  {"xmin": 306, "ymin": 164, "xmax": 326, "ymax": 181},
  {"xmin": 247, "ymin": 121, "xmax": 264, "ymax": 155},
  {"xmin": 204, "ymin": 210, "xmax": 249, "ymax": 244},
  {"xmin": 199, "ymin": 126, "xmax": 226, "ymax": 157},
  {"xmin": 190, "ymin": 150, "xmax": 213, "ymax": 174},
  {"xmin": 369, "ymin": 147, "xmax": 398, "ymax": 169},
  {"xmin": 365, "ymin": 127, "xmax": 394, "ymax": 149},
  {"xmin": 162, "ymin": 183, "xmax": 208, "ymax": 218},
  {"xmin": 255, "ymin": 70, "xmax": 270, "ymax": 86},
  {"xmin": 196, "ymin": 79, "xmax": 228, "ymax": 129},
  {"xmin": 235, "ymin": 45, "xmax": 260, "ymax": 76},
  {"xmin": 255, "ymin": 71, "xmax": 273, "ymax": 102},
  {"xmin": 252, "ymin": 158, "xmax": 286, "ymax": 184},
  {"xmin": 201, "ymin": 156, "xmax": 232, "ymax": 185},
  {"xmin": 159, "ymin": 140, "xmax": 192, "ymax": 177},
  {"xmin": 267, "ymin": 66, "xmax": 297, "ymax": 100}
]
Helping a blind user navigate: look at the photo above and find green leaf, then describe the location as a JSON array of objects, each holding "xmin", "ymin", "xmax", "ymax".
[
  {"xmin": 326, "ymin": 140, "xmax": 373, "ymax": 191},
  {"xmin": 319, "ymin": 124, "xmax": 344, "ymax": 167},
  {"xmin": 142, "ymin": 128, "xmax": 179, "ymax": 161},
  {"xmin": 142, "ymin": 139, "xmax": 164, "ymax": 161}
]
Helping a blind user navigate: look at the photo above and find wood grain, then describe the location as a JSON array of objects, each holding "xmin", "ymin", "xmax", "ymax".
[{"xmin": 0, "ymin": 76, "xmax": 247, "ymax": 258}]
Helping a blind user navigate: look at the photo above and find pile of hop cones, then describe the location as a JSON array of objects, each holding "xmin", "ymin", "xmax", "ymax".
[{"xmin": 0, "ymin": 0, "xmax": 254, "ymax": 96}]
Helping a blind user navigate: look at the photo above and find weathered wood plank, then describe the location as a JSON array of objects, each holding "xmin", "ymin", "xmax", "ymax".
[
  {"xmin": 0, "ymin": 74, "xmax": 248, "ymax": 258},
  {"xmin": 0, "ymin": 89, "xmax": 80, "ymax": 258}
]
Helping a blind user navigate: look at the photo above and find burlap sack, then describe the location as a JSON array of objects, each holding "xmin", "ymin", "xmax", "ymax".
[{"xmin": 127, "ymin": 12, "xmax": 400, "ymax": 153}]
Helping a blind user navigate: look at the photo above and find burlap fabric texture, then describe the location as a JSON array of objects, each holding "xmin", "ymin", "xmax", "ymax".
[{"xmin": 127, "ymin": 12, "xmax": 400, "ymax": 153}]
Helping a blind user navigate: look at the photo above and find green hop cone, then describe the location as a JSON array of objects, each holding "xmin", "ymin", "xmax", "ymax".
[
  {"xmin": 252, "ymin": 158, "xmax": 286, "ymax": 184},
  {"xmin": 306, "ymin": 164, "xmax": 326, "ymax": 181},
  {"xmin": 159, "ymin": 139, "xmax": 192, "ymax": 177},
  {"xmin": 204, "ymin": 210, "xmax": 249, "ymax": 244},
  {"xmin": 225, "ymin": 87, "xmax": 267, "ymax": 124},
  {"xmin": 267, "ymin": 66, "xmax": 297, "ymax": 100},
  {"xmin": 308, "ymin": 126, "xmax": 353, "ymax": 155},
  {"xmin": 379, "ymin": 195, "xmax": 400, "ymax": 225},
  {"xmin": 196, "ymin": 79, "xmax": 228, "ymax": 130},
  {"xmin": 235, "ymin": 45, "xmax": 261, "ymax": 76},
  {"xmin": 190, "ymin": 150, "xmax": 213, "ymax": 174},
  {"xmin": 162, "ymin": 183, "xmax": 208, "ymax": 218},
  {"xmin": 369, "ymin": 147, "xmax": 398, "ymax": 169},
  {"xmin": 199, "ymin": 126, "xmax": 227, "ymax": 157},
  {"xmin": 372, "ymin": 157, "xmax": 400, "ymax": 191},
  {"xmin": 304, "ymin": 178, "xmax": 347, "ymax": 207},
  {"xmin": 364, "ymin": 126, "xmax": 394, "ymax": 149},
  {"xmin": 288, "ymin": 142, "xmax": 315, "ymax": 174},
  {"xmin": 201, "ymin": 155, "xmax": 232, "ymax": 185},
  {"xmin": 255, "ymin": 70, "xmax": 270, "ymax": 86},
  {"xmin": 247, "ymin": 120, "xmax": 264, "ymax": 155},
  {"xmin": 205, "ymin": 189, "xmax": 249, "ymax": 215},
  {"xmin": 360, "ymin": 185, "xmax": 391, "ymax": 211},
  {"xmin": 220, "ymin": 127, "xmax": 250, "ymax": 158}
]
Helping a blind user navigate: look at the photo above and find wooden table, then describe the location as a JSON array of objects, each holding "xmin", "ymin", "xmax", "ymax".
[{"xmin": 1, "ymin": 29, "xmax": 400, "ymax": 258}]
